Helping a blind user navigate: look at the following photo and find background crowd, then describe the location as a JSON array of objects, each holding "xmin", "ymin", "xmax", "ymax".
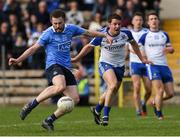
[{"xmin": 0, "ymin": 0, "xmax": 161, "ymax": 70}]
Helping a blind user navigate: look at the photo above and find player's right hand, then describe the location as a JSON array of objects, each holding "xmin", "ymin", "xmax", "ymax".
[
  {"xmin": 8, "ymin": 58, "xmax": 19, "ymax": 66},
  {"xmin": 142, "ymin": 58, "xmax": 153, "ymax": 64}
]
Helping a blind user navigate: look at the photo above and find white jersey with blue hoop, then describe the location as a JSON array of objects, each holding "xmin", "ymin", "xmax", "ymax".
[
  {"xmin": 90, "ymin": 27, "xmax": 134, "ymax": 67},
  {"xmin": 129, "ymin": 28, "xmax": 149, "ymax": 63},
  {"xmin": 138, "ymin": 30, "xmax": 171, "ymax": 66}
]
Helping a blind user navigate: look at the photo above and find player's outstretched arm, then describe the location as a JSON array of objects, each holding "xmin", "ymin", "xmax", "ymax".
[
  {"xmin": 71, "ymin": 44, "xmax": 94, "ymax": 63},
  {"xmin": 130, "ymin": 40, "xmax": 152, "ymax": 64},
  {"xmin": 83, "ymin": 30, "xmax": 113, "ymax": 45},
  {"xmin": 8, "ymin": 43, "xmax": 41, "ymax": 66}
]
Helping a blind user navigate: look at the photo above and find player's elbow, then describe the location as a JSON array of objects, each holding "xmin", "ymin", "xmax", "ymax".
[{"xmin": 85, "ymin": 44, "xmax": 93, "ymax": 53}]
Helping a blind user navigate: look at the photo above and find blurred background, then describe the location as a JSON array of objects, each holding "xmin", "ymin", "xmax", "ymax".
[{"xmin": 0, "ymin": 0, "xmax": 180, "ymax": 106}]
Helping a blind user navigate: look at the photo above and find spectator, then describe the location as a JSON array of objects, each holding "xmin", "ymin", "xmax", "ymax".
[
  {"xmin": 9, "ymin": 14, "xmax": 26, "ymax": 41},
  {"xmin": 2, "ymin": 0, "xmax": 22, "ymax": 21},
  {"xmin": 89, "ymin": 12, "xmax": 102, "ymax": 31},
  {"xmin": 29, "ymin": 14, "xmax": 38, "ymax": 33},
  {"xmin": 66, "ymin": 0, "xmax": 84, "ymax": 26},
  {"xmin": 80, "ymin": 0, "xmax": 95, "ymax": 11},
  {"xmin": 92, "ymin": 0, "xmax": 111, "ymax": 21},
  {"xmin": 26, "ymin": 0, "xmax": 39, "ymax": 15},
  {"xmin": 153, "ymin": 0, "xmax": 161, "ymax": 16},
  {"xmin": 0, "ymin": 22, "xmax": 13, "ymax": 69},
  {"xmin": 36, "ymin": 1, "xmax": 50, "ymax": 27},
  {"xmin": 132, "ymin": 0, "xmax": 144, "ymax": 13},
  {"xmin": 28, "ymin": 23, "xmax": 45, "ymax": 69},
  {"xmin": 114, "ymin": 8, "xmax": 130, "ymax": 27},
  {"xmin": 124, "ymin": 0, "xmax": 135, "ymax": 27},
  {"xmin": 115, "ymin": 0, "xmax": 126, "ymax": 11}
]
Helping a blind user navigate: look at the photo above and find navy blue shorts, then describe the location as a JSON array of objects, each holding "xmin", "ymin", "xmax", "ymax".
[
  {"xmin": 146, "ymin": 64, "xmax": 173, "ymax": 83},
  {"xmin": 99, "ymin": 62, "xmax": 125, "ymax": 81},
  {"xmin": 45, "ymin": 64, "xmax": 77, "ymax": 86},
  {"xmin": 130, "ymin": 62, "xmax": 147, "ymax": 77}
]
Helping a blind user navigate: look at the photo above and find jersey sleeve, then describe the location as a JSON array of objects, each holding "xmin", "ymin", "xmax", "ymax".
[
  {"xmin": 90, "ymin": 37, "xmax": 103, "ymax": 46},
  {"xmin": 37, "ymin": 31, "xmax": 50, "ymax": 47},
  {"xmin": 70, "ymin": 24, "xmax": 86, "ymax": 36},
  {"xmin": 122, "ymin": 30, "xmax": 134, "ymax": 42},
  {"xmin": 163, "ymin": 31, "xmax": 171, "ymax": 46},
  {"xmin": 138, "ymin": 33, "xmax": 148, "ymax": 46}
]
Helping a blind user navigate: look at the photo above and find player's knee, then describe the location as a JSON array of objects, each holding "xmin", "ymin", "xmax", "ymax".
[
  {"xmin": 54, "ymin": 85, "xmax": 66, "ymax": 94},
  {"xmin": 108, "ymin": 83, "xmax": 118, "ymax": 92},
  {"xmin": 156, "ymin": 89, "xmax": 164, "ymax": 96},
  {"xmin": 167, "ymin": 92, "xmax": 174, "ymax": 98}
]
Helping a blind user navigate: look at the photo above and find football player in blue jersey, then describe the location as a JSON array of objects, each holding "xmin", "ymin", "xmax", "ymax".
[
  {"xmin": 8, "ymin": 9, "xmax": 112, "ymax": 131},
  {"xmin": 128, "ymin": 12, "xmax": 152, "ymax": 116},
  {"xmin": 72, "ymin": 13, "xmax": 152, "ymax": 126},
  {"xmin": 138, "ymin": 12, "xmax": 175, "ymax": 120}
]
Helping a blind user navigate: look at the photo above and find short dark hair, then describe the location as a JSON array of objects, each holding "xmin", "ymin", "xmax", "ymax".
[
  {"xmin": 108, "ymin": 13, "xmax": 122, "ymax": 23},
  {"xmin": 146, "ymin": 11, "xmax": 159, "ymax": 20},
  {"xmin": 50, "ymin": 9, "xmax": 66, "ymax": 20},
  {"xmin": 132, "ymin": 12, "xmax": 143, "ymax": 19}
]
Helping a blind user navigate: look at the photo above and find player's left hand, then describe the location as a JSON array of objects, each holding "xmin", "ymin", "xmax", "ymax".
[
  {"xmin": 163, "ymin": 47, "xmax": 169, "ymax": 54},
  {"xmin": 163, "ymin": 47, "xmax": 174, "ymax": 54}
]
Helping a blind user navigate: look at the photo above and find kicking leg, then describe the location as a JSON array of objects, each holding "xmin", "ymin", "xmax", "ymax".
[
  {"xmin": 20, "ymin": 75, "xmax": 66, "ymax": 120},
  {"xmin": 42, "ymin": 85, "xmax": 79, "ymax": 131}
]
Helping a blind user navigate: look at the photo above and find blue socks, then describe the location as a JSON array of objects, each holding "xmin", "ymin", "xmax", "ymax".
[
  {"xmin": 156, "ymin": 110, "xmax": 163, "ymax": 117},
  {"xmin": 95, "ymin": 104, "xmax": 111, "ymax": 117},
  {"xmin": 95, "ymin": 103, "xmax": 104, "ymax": 114},
  {"xmin": 29, "ymin": 99, "xmax": 39, "ymax": 109},
  {"xmin": 104, "ymin": 106, "xmax": 111, "ymax": 118},
  {"xmin": 46, "ymin": 114, "xmax": 57, "ymax": 123}
]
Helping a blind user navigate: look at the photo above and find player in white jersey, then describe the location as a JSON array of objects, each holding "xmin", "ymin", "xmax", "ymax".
[
  {"xmin": 138, "ymin": 12, "xmax": 175, "ymax": 120},
  {"xmin": 129, "ymin": 12, "xmax": 152, "ymax": 116},
  {"xmin": 72, "ymin": 14, "xmax": 151, "ymax": 126}
]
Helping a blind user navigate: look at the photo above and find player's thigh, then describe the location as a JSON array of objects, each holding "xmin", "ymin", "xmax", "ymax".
[
  {"xmin": 63, "ymin": 85, "xmax": 79, "ymax": 103},
  {"xmin": 52, "ymin": 75, "xmax": 66, "ymax": 87},
  {"xmin": 45, "ymin": 64, "xmax": 66, "ymax": 87},
  {"xmin": 103, "ymin": 69, "xmax": 118, "ymax": 87},
  {"xmin": 164, "ymin": 82, "xmax": 174, "ymax": 95}
]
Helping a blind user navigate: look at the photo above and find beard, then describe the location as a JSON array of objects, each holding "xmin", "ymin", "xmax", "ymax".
[{"xmin": 55, "ymin": 28, "xmax": 61, "ymax": 32}]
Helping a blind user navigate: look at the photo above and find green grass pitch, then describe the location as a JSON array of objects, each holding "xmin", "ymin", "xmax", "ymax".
[{"xmin": 0, "ymin": 105, "xmax": 180, "ymax": 136}]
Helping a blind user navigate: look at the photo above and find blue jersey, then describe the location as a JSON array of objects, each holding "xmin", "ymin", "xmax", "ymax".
[{"xmin": 37, "ymin": 24, "xmax": 85, "ymax": 69}]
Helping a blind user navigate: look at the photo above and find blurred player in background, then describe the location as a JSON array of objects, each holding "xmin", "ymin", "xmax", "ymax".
[
  {"xmin": 72, "ymin": 13, "xmax": 151, "ymax": 126},
  {"xmin": 8, "ymin": 9, "xmax": 112, "ymax": 131},
  {"xmin": 129, "ymin": 12, "xmax": 152, "ymax": 116},
  {"xmin": 138, "ymin": 12, "xmax": 175, "ymax": 120}
]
